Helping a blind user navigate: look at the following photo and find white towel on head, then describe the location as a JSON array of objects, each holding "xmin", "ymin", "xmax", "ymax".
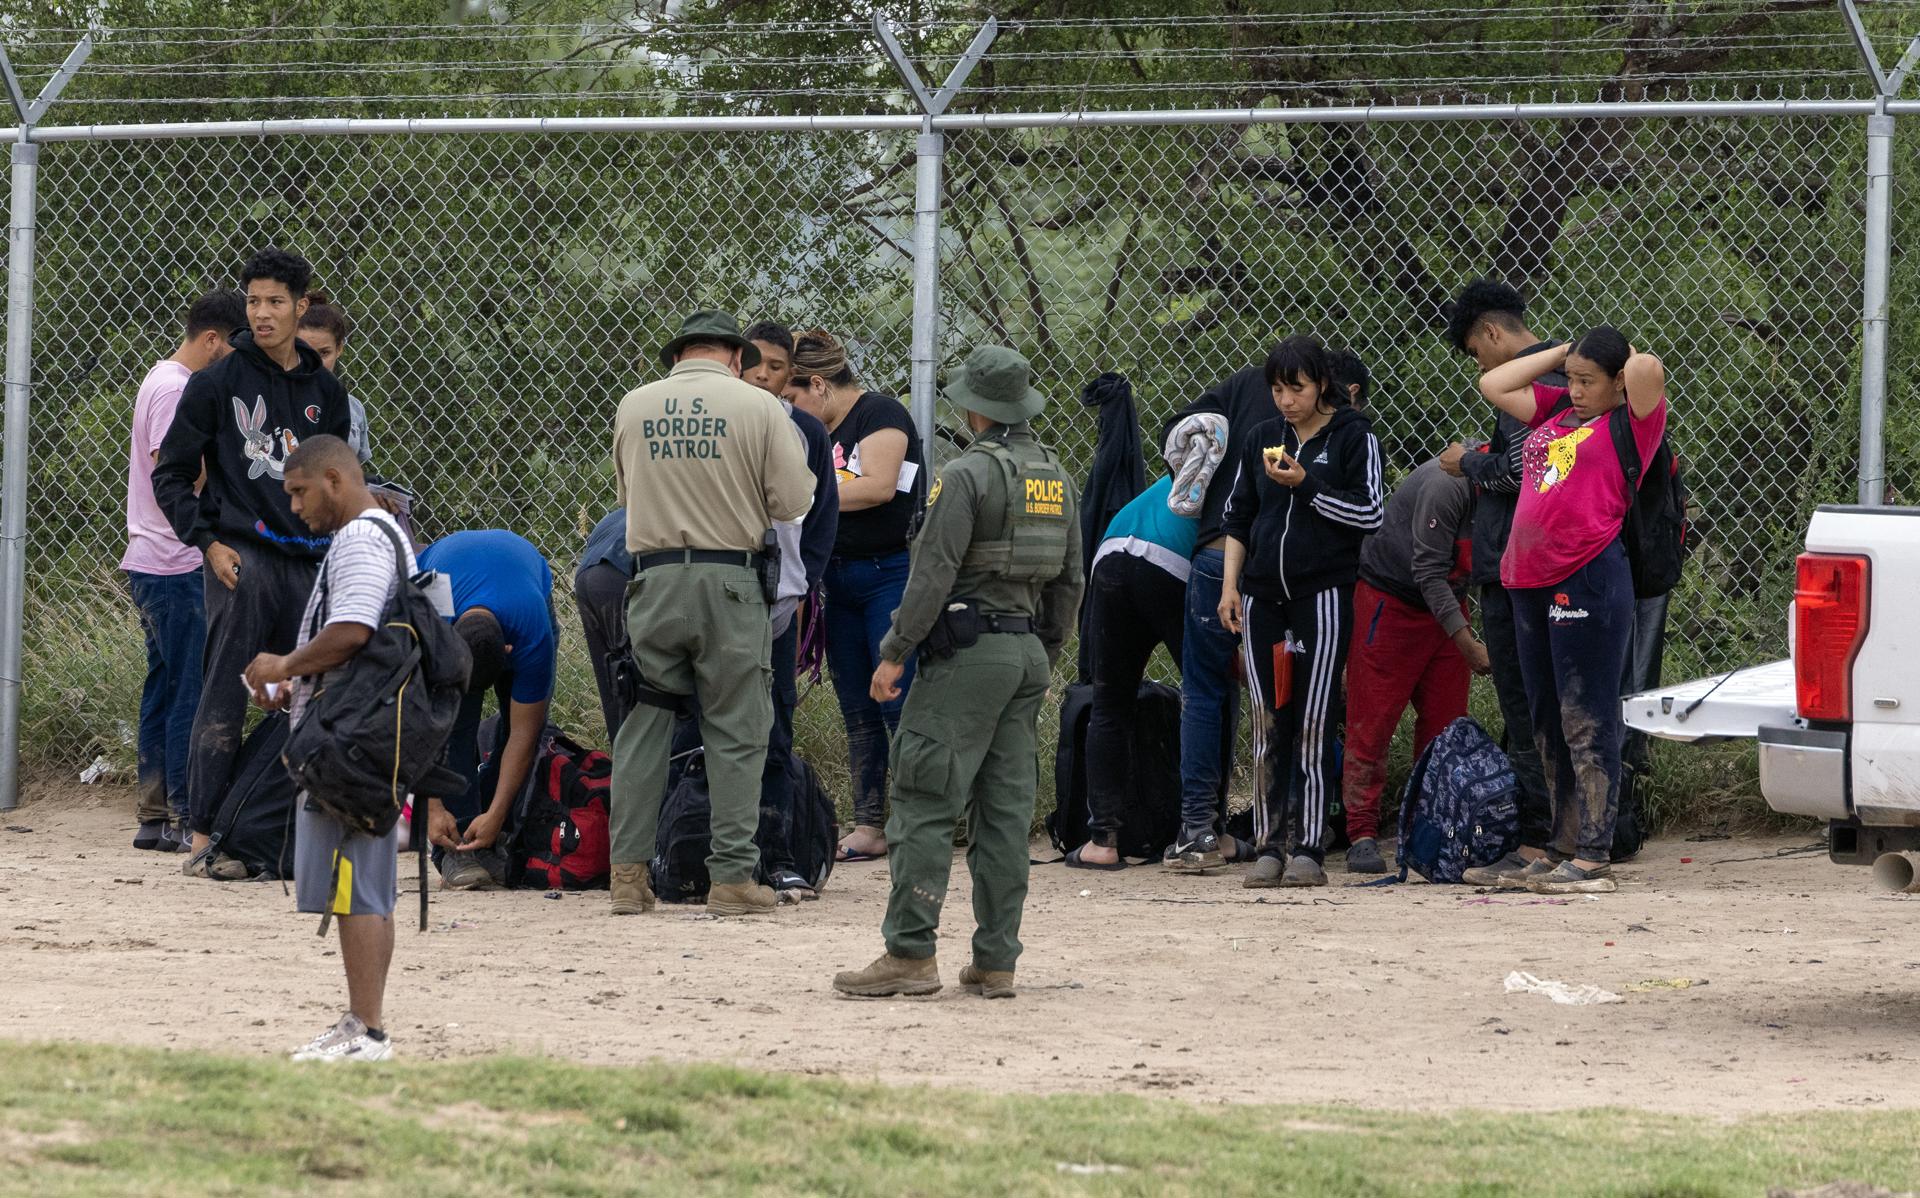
[{"xmin": 1162, "ymin": 413, "xmax": 1229, "ymax": 517}]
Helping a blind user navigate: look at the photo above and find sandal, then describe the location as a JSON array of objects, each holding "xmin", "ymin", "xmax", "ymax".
[
  {"xmin": 1222, "ymin": 835, "xmax": 1258, "ymax": 864},
  {"xmin": 769, "ymin": 869, "xmax": 818, "ymax": 900},
  {"xmin": 835, "ymin": 844, "xmax": 884, "ymax": 863},
  {"xmin": 1064, "ymin": 845, "xmax": 1127, "ymax": 872}
]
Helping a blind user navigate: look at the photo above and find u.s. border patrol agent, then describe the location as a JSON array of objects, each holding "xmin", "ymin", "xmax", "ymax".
[
  {"xmin": 833, "ymin": 346, "xmax": 1084, "ymax": 1000},
  {"xmin": 608, "ymin": 309, "xmax": 814, "ymax": 919}
]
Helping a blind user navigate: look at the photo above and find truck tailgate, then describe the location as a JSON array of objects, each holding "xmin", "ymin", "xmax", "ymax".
[{"xmin": 1621, "ymin": 659, "xmax": 1795, "ymax": 743}]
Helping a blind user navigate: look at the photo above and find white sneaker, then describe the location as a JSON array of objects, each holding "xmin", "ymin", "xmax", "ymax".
[{"xmin": 291, "ymin": 1014, "xmax": 394, "ymax": 1062}]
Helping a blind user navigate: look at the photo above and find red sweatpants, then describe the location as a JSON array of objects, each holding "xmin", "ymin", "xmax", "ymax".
[{"xmin": 1343, "ymin": 580, "xmax": 1471, "ymax": 841}]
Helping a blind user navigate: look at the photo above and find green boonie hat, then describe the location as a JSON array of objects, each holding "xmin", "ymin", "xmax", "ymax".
[
  {"xmin": 659, "ymin": 309, "xmax": 762, "ymax": 372},
  {"xmin": 943, "ymin": 345, "xmax": 1045, "ymax": 424}
]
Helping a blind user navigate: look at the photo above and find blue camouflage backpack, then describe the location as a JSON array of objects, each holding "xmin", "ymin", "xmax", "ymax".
[{"xmin": 1395, "ymin": 718, "xmax": 1520, "ymax": 884}]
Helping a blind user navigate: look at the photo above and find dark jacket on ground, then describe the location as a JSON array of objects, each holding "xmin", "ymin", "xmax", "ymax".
[
  {"xmin": 1358, "ymin": 458, "xmax": 1474, "ymax": 637},
  {"xmin": 1163, "ymin": 365, "xmax": 1276, "ymax": 550},
  {"xmin": 152, "ymin": 330, "xmax": 350, "ymax": 560},
  {"xmin": 1458, "ymin": 340, "xmax": 1565, "ymax": 588},
  {"xmin": 1221, "ymin": 405, "xmax": 1385, "ymax": 602}
]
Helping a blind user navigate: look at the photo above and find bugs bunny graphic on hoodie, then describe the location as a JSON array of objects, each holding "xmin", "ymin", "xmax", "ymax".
[{"xmin": 153, "ymin": 328, "xmax": 350, "ymax": 559}]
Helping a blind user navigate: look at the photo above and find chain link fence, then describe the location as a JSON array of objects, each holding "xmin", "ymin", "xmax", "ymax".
[{"xmin": 5, "ymin": 108, "xmax": 1905, "ymax": 814}]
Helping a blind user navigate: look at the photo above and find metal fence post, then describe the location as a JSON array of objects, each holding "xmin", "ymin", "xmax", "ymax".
[
  {"xmin": 1859, "ymin": 102, "xmax": 1893, "ymax": 506},
  {"xmin": 0, "ymin": 137, "xmax": 42, "ymax": 811},
  {"xmin": 909, "ymin": 126, "xmax": 942, "ymax": 453},
  {"xmin": 875, "ymin": 14, "xmax": 996, "ymax": 452}
]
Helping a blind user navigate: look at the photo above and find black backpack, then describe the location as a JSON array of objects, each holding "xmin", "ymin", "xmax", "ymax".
[
  {"xmin": 651, "ymin": 749, "xmax": 714, "ymax": 903},
  {"xmin": 1047, "ymin": 680, "xmax": 1183, "ymax": 860},
  {"xmin": 282, "ymin": 517, "xmax": 473, "ymax": 838},
  {"xmin": 773, "ymin": 750, "xmax": 838, "ymax": 894},
  {"xmin": 1608, "ymin": 406, "xmax": 1690, "ymax": 599},
  {"xmin": 207, "ymin": 712, "xmax": 298, "ymax": 878}
]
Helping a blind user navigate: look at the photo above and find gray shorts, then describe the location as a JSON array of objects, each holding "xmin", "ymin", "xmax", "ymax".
[{"xmin": 295, "ymin": 798, "xmax": 401, "ymax": 918}]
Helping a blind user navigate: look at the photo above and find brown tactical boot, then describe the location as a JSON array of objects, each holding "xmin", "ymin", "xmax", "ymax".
[
  {"xmin": 959, "ymin": 964, "xmax": 1016, "ymax": 999},
  {"xmin": 832, "ymin": 953, "xmax": 942, "ymax": 998},
  {"xmin": 610, "ymin": 863, "xmax": 655, "ymax": 915},
  {"xmin": 705, "ymin": 880, "xmax": 778, "ymax": 917}
]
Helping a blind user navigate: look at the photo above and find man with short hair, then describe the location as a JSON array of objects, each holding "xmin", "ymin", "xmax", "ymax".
[
  {"xmin": 242, "ymin": 433, "xmax": 410, "ymax": 1062},
  {"xmin": 415, "ymin": 529, "xmax": 558, "ymax": 890},
  {"xmin": 154, "ymin": 247, "xmax": 351, "ymax": 877},
  {"xmin": 123, "ymin": 289, "xmax": 246, "ymax": 852},
  {"xmin": 742, "ymin": 320, "xmax": 839, "ymax": 895},
  {"xmin": 1440, "ymin": 281, "xmax": 1557, "ymax": 884},
  {"xmin": 607, "ymin": 310, "xmax": 814, "ymax": 918}
]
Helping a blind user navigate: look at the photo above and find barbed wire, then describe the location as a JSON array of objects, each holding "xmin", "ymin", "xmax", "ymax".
[{"xmin": 0, "ymin": 0, "xmax": 1892, "ymax": 48}]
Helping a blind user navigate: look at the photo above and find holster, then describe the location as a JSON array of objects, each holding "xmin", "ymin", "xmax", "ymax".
[
  {"xmin": 610, "ymin": 637, "xmax": 690, "ymax": 716},
  {"xmin": 758, "ymin": 528, "xmax": 781, "ymax": 606},
  {"xmin": 920, "ymin": 599, "xmax": 983, "ymax": 662}
]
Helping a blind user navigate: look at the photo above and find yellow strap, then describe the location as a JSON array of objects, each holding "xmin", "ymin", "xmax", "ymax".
[{"xmin": 330, "ymin": 851, "xmax": 355, "ymax": 916}]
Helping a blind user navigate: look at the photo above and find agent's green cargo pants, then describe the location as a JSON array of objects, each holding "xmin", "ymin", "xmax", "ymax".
[
  {"xmin": 609, "ymin": 563, "xmax": 772, "ymax": 886},
  {"xmin": 881, "ymin": 633, "xmax": 1050, "ymax": 972}
]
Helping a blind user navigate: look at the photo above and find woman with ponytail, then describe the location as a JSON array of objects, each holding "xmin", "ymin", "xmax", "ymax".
[
  {"xmin": 785, "ymin": 330, "xmax": 926, "ymax": 861},
  {"xmin": 1475, "ymin": 326, "xmax": 1667, "ymax": 895}
]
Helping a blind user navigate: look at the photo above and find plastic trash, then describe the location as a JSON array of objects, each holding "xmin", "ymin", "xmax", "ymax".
[
  {"xmin": 1503, "ymin": 970, "xmax": 1623, "ymax": 1005},
  {"xmin": 78, "ymin": 755, "xmax": 110, "ymax": 784}
]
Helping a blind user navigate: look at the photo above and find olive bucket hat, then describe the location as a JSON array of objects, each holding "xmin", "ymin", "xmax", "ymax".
[
  {"xmin": 658, "ymin": 309, "xmax": 761, "ymax": 372},
  {"xmin": 942, "ymin": 345, "xmax": 1046, "ymax": 424}
]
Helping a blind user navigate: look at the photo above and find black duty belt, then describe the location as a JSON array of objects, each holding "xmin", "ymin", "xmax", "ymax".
[
  {"xmin": 634, "ymin": 548, "xmax": 762, "ymax": 572},
  {"xmin": 980, "ymin": 612, "xmax": 1033, "ymax": 634}
]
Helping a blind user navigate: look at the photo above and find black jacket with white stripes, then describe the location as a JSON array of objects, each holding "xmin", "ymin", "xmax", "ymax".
[{"xmin": 1221, "ymin": 405, "xmax": 1385, "ymax": 603}]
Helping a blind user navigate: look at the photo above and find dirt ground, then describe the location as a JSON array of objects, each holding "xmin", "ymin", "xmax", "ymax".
[{"xmin": 4, "ymin": 782, "xmax": 1918, "ymax": 1115}]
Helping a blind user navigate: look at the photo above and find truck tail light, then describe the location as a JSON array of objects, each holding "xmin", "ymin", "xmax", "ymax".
[{"xmin": 1794, "ymin": 553, "xmax": 1869, "ymax": 723}]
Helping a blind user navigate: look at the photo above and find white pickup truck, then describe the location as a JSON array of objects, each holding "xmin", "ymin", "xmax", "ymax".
[{"xmin": 1624, "ymin": 505, "xmax": 1920, "ymax": 886}]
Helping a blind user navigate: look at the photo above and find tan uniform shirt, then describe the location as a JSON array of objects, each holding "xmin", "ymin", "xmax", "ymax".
[{"xmin": 613, "ymin": 358, "xmax": 814, "ymax": 554}]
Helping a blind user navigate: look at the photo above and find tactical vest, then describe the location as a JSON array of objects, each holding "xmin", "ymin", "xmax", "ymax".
[{"xmin": 959, "ymin": 434, "xmax": 1073, "ymax": 582}]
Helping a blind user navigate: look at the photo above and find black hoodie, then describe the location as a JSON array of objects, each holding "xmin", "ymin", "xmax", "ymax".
[
  {"xmin": 152, "ymin": 329, "xmax": 351, "ymax": 560},
  {"xmin": 1220, "ymin": 405, "xmax": 1385, "ymax": 602},
  {"xmin": 1161, "ymin": 365, "xmax": 1274, "ymax": 549}
]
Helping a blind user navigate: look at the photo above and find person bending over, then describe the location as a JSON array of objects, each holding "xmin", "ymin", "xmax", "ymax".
[
  {"xmin": 416, "ymin": 529, "xmax": 558, "ymax": 890},
  {"xmin": 1341, "ymin": 453, "xmax": 1488, "ymax": 873}
]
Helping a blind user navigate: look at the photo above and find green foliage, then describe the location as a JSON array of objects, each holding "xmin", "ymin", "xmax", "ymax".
[{"xmin": 4, "ymin": 0, "xmax": 1911, "ymax": 836}]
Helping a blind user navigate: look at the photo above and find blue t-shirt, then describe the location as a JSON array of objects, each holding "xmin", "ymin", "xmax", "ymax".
[
  {"xmin": 1094, "ymin": 476, "xmax": 1199, "ymax": 582},
  {"xmin": 419, "ymin": 530, "xmax": 557, "ymax": 705}
]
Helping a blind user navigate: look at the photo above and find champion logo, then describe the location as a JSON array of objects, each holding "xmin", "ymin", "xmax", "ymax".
[{"xmin": 303, "ymin": 404, "xmax": 322, "ymax": 423}]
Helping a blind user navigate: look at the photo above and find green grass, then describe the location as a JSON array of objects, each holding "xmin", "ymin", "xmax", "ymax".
[{"xmin": 0, "ymin": 1044, "xmax": 1915, "ymax": 1197}]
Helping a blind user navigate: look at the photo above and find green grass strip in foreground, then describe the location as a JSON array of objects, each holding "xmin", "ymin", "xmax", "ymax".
[{"xmin": 0, "ymin": 1042, "xmax": 1915, "ymax": 1197}]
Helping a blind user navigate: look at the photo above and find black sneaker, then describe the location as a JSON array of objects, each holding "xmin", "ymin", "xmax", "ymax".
[
  {"xmin": 1164, "ymin": 828, "xmax": 1223, "ymax": 873},
  {"xmin": 133, "ymin": 819, "xmax": 166, "ymax": 851}
]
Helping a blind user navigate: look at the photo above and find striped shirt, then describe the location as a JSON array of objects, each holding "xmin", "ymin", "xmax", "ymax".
[{"xmin": 290, "ymin": 508, "xmax": 416, "ymax": 724}]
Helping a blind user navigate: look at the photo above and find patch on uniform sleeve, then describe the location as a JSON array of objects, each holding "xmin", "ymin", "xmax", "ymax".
[{"xmin": 927, "ymin": 477, "xmax": 942, "ymax": 508}]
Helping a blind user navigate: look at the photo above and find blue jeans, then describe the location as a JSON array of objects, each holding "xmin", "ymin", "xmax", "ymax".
[
  {"xmin": 824, "ymin": 551, "xmax": 917, "ymax": 829},
  {"xmin": 126, "ymin": 570, "xmax": 206, "ymax": 823},
  {"xmin": 1177, "ymin": 548, "xmax": 1239, "ymax": 833},
  {"xmin": 1510, "ymin": 540, "xmax": 1634, "ymax": 863}
]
